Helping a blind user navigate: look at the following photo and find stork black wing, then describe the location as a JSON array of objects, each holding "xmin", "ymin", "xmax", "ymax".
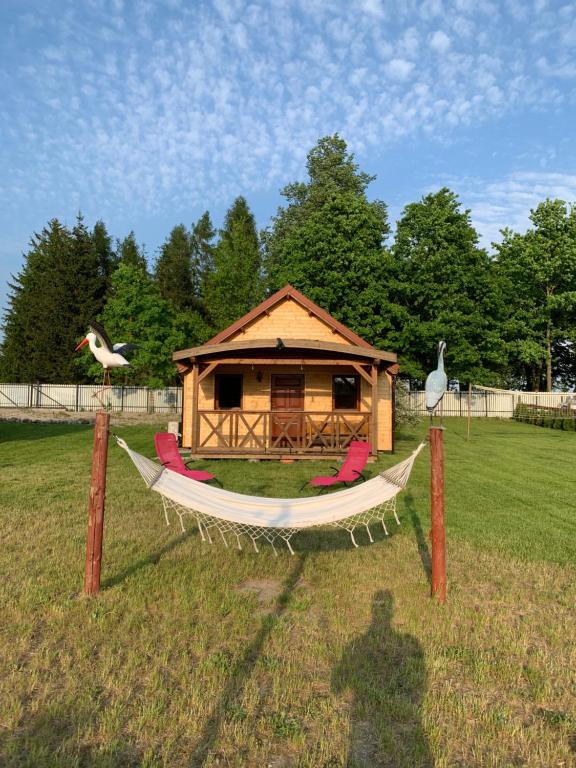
[
  {"xmin": 89, "ymin": 320, "xmax": 114, "ymax": 352},
  {"xmin": 113, "ymin": 343, "xmax": 139, "ymax": 357}
]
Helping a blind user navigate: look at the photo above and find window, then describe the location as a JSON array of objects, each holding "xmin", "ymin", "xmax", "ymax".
[
  {"xmin": 333, "ymin": 375, "xmax": 360, "ymax": 410},
  {"xmin": 215, "ymin": 374, "xmax": 242, "ymax": 409}
]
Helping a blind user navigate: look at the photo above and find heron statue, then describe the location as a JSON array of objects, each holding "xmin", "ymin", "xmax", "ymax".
[{"xmin": 425, "ymin": 341, "xmax": 447, "ymax": 425}]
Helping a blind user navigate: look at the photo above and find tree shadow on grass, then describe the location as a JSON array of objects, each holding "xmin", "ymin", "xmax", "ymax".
[
  {"xmin": 0, "ymin": 701, "xmax": 148, "ymax": 767},
  {"xmin": 188, "ymin": 553, "xmax": 308, "ymax": 767},
  {"xmin": 0, "ymin": 421, "xmax": 93, "ymax": 444},
  {"xmin": 101, "ymin": 529, "xmax": 196, "ymax": 590},
  {"xmin": 403, "ymin": 492, "xmax": 432, "ymax": 587},
  {"xmin": 332, "ymin": 590, "xmax": 434, "ymax": 767}
]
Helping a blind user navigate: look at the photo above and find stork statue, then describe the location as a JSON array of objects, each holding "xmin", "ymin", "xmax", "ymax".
[
  {"xmin": 425, "ymin": 341, "xmax": 447, "ymax": 425},
  {"xmin": 75, "ymin": 321, "xmax": 138, "ymax": 407}
]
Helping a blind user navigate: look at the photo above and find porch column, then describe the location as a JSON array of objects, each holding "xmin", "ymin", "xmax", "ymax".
[
  {"xmin": 191, "ymin": 362, "xmax": 199, "ymax": 454},
  {"xmin": 371, "ymin": 364, "xmax": 378, "ymax": 456}
]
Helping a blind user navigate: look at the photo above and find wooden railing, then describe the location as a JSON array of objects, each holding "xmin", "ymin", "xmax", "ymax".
[{"xmin": 197, "ymin": 410, "xmax": 371, "ymax": 453}]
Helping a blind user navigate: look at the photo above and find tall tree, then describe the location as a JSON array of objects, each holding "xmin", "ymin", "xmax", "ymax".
[
  {"xmin": 204, "ymin": 197, "xmax": 262, "ymax": 330},
  {"xmin": 79, "ymin": 262, "xmax": 198, "ymax": 388},
  {"xmin": 117, "ymin": 231, "xmax": 147, "ymax": 271},
  {"xmin": 92, "ymin": 220, "xmax": 117, "ymax": 296},
  {"xmin": 154, "ymin": 224, "xmax": 194, "ymax": 310},
  {"xmin": 192, "ymin": 211, "xmax": 216, "ymax": 315},
  {"xmin": 0, "ymin": 216, "xmax": 106, "ymax": 382},
  {"xmin": 391, "ymin": 188, "xmax": 505, "ymax": 384},
  {"xmin": 494, "ymin": 199, "xmax": 576, "ymax": 391},
  {"xmin": 262, "ymin": 135, "xmax": 392, "ymax": 345}
]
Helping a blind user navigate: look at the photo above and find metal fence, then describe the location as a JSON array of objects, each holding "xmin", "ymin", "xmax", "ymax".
[
  {"xmin": 407, "ymin": 390, "xmax": 576, "ymax": 419},
  {"xmin": 0, "ymin": 383, "xmax": 182, "ymax": 413}
]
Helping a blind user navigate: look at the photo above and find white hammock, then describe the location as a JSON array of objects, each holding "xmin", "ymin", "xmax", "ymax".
[{"xmin": 116, "ymin": 438, "xmax": 425, "ymax": 553}]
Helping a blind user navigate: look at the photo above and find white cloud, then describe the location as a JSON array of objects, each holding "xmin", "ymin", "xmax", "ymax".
[
  {"xmin": 385, "ymin": 57, "xmax": 415, "ymax": 81},
  {"xmin": 429, "ymin": 30, "xmax": 451, "ymax": 53}
]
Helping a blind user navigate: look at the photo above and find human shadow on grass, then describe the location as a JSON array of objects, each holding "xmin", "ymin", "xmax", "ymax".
[
  {"xmin": 333, "ymin": 590, "xmax": 434, "ymax": 768},
  {"xmin": 403, "ymin": 492, "xmax": 432, "ymax": 587},
  {"xmin": 101, "ymin": 528, "xmax": 196, "ymax": 590},
  {"xmin": 188, "ymin": 553, "xmax": 308, "ymax": 767}
]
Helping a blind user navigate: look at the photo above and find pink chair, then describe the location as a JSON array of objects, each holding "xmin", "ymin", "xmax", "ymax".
[
  {"xmin": 154, "ymin": 433, "xmax": 221, "ymax": 485},
  {"xmin": 305, "ymin": 441, "xmax": 371, "ymax": 491}
]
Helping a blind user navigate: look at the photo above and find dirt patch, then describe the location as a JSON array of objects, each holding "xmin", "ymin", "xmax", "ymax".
[
  {"xmin": 233, "ymin": 578, "xmax": 283, "ymax": 608},
  {"xmin": 0, "ymin": 408, "xmax": 173, "ymax": 426}
]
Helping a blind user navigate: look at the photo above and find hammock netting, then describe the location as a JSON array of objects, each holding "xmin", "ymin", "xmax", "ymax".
[{"xmin": 116, "ymin": 438, "xmax": 425, "ymax": 554}]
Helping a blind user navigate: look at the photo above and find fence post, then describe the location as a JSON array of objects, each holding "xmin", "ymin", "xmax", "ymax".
[
  {"xmin": 120, "ymin": 385, "xmax": 124, "ymax": 411},
  {"xmin": 485, "ymin": 392, "xmax": 488, "ymax": 418},
  {"xmin": 75, "ymin": 384, "xmax": 80, "ymax": 412}
]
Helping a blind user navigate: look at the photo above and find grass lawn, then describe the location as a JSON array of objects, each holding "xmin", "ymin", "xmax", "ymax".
[{"xmin": 0, "ymin": 417, "xmax": 575, "ymax": 767}]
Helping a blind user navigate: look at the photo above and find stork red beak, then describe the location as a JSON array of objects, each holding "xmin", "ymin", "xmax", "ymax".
[{"xmin": 75, "ymin": 337, "xmax": 89, "ymax": 351}]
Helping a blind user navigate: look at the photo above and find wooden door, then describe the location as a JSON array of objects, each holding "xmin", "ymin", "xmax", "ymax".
[{"xmin": 271, "ymin": 374, "xmax": 304, "ymax": 448}]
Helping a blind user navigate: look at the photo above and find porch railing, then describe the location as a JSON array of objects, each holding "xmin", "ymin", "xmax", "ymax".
[{"xmin": 196, "ymin": 410, "xmax": 371, "ymax": 453}]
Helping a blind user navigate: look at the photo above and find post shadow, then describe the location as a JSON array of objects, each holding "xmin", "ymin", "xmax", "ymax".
[
  {"xmin": 403, "ymin": 492, "xmax": 432, "ymax": 586},
  {"xmin": 188, "ymin": 553, "xmax": 308, "ymax": 767},
  {"xmin": 101, "ymin": 529, "xmax": 195, "ymax": 590},
  {"xmin": 332, "ymin": 590, "xmax": 434, "ymax": 767}
]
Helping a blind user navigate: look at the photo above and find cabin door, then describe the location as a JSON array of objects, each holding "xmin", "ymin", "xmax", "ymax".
[{"xmin": 271, "ymin": 374, "xmax": 304, "ymax": 448}]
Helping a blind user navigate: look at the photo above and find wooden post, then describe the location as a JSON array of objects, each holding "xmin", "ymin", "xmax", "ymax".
[
  {"xmin": 430, "ymin": 426, "xmax": 446, "ymax": 603},
  {"xmin": 371, "ymin": 364, "xmax": 378, "ymax": 456},
  {"xmin": 467, "ymin": 382, "xmax": 472, "ymax": 441},
  {"xmin": 191, "ymin": 363, "xmax": 199, "ymax": 454},
  {"xmin": 84, "ymin": 411, "xmax": 110, "ymax": 595}
]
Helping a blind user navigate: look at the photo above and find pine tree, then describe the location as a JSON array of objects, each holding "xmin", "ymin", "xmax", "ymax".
[
  {"xmin": 117, "ymin": 231, "xmax": 147, "ymax": 271},
  {"xmin": 154, "ymin": 224, "xmax": 194, "ymax": 310},
  {"xmin": 0, "ymin": 216, "xmax": 106, "ymax": 382},
  {"xmin": 192, "ymin": 211, "xmax": 216, "ymax": 314},
  {"xmin": 204, "ymin": 197, "xmax": 262, "ymax": 330},
  {"xmin": 262, "ymin": 135, "xmax": 393, "ymax": 345}
]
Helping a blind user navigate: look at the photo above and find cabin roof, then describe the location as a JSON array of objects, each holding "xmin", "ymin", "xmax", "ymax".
[{"xmin": 205, "ymin": 284, "xmax": 373, "ymax": 348}]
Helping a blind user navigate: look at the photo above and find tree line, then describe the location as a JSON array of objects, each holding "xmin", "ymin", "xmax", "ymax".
[{"xmin": 2, "ymin": 135, "xmax": 575, "ymax": 391}]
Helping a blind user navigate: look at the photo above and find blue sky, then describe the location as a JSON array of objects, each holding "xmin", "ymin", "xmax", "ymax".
[{"xmin": 1, "ymin": 0, "xmax": 575, "ymax": 318}]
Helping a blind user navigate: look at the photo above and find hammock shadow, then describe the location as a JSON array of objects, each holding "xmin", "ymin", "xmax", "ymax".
[
  {"xmin": 101, "ymin": 529, "xmax": 195, "ymax": 590},
  {"xmin": 188, "ymin": 553, "xmax": 308, "ymax": 767},
  {"xmin": 403, "ymin": 492, "xmax": 432, "ymax": 586},
  {"xmin": 332, "ymin": 590, "xmax": 434, "ymax": 767}
]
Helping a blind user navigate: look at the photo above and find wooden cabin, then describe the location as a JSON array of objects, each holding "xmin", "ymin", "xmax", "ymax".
[{"xmin": 173, "ymin": 285, "xmax": 399, "ymax": 459}]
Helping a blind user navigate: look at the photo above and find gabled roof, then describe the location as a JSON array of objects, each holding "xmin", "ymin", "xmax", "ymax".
[{"xmin": 206, "ymin": 284, "xmax": 373, "ymax": 349}]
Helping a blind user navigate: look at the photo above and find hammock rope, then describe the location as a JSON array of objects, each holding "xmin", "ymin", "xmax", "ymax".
[{"xmin": 115, "ymin": 438, "xmax": 425, "ymax": 553}]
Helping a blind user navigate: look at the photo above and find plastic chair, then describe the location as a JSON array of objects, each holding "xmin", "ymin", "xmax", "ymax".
[
  {"xmin": 304, "ymin": 440, "xmax": 371, "ymax": 490},
  {"xmin": 154, "ymin": 433, "xmax": 221, "ymax": 485}
]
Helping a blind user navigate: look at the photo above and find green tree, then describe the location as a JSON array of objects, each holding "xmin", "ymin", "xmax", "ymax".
[
  {"xmin": 154, "ymin": 224, "xmax": 194, "ymax": 310},
  {"xmin": 92, "ymin": 220, "xmax": 117, "ymax": 296},
  {"xmin": 204, "ymin": 197, "xmax": 262, "ymax": 330},
  {"xmin": 262, "ymin": 135, "xmax": 393, "ymax": 345},
  {"xmin": 494, "ymin": 199, "xmax": 576, "ymax": 391},
  {"xmin": 1, "ymin": 216, "xmax": 106, "ymax": 382},
  {"xmin": 192, "ymin": 211, "xmax": 216, "ymax": 310},
  {"xmin": 391, "ymin": 188, "xmax": 505, "ymax": 384},
  {"xmin": 117, "ymin": 231, "xmax": 147, "ymax": 271},
  {"xmin": 80, "ymin": 262, "xmax": 197, "ymax": 388}
]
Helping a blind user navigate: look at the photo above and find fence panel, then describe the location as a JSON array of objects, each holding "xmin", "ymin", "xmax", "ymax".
[
  {"xmin": 0, "ymin": 383, "xmax": 184, "ymax": 413},
  {"xmin": 407, "ymin": 390, "xmax": 576, "ymax": 418}
]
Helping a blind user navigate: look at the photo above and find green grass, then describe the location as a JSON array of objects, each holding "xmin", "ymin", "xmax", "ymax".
[{"xmin": 1, "ymin": 417, "xmax": 575, "ymax": 766}]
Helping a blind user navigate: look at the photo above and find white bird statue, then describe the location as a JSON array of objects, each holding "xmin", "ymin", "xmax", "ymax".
[
  {"xmin": 75, "ymin": 321, "xmax": 137, "ymax": 406},
  {"xmin": 425, "ymin": 341, "xmax": 447, "ymax": 424}
]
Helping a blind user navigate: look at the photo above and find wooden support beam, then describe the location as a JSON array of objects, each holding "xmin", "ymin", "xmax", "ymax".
[
  {"xmin": 192, "ymin": 358, "xmax": 373, "ymax": 367},
  {"xmin": 198, "ymin": 361, "xmax": 219, "ymax": 384},
  {"xmin": 191, "ymin": 363, "xmax": 199, "ymax": 454},
  {"xmin": 351, "ymin": 363, "xmax": 373, "ymax": 386},
  {"xmin": 84, "ymin": 411, "xmax": 110, "ymax": 596},
  {"xmin": 371, "ymin": 364, "xmax": 378, "ymax": 456}
]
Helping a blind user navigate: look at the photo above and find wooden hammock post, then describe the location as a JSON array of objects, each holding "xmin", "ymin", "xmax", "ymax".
[
  {"xmin": 429, "ymin": 425, "xmax": 446, "ymax": 603},
  {"xmin": 84, "ymin": 411, "xmax": 110, "ymax": 595}
]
